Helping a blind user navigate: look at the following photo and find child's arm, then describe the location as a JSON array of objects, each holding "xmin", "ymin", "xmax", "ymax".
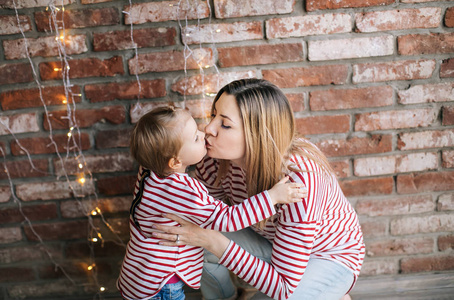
[{"xmin": 178, "ymin": 176, "xmax": 306, "ymax": 232}]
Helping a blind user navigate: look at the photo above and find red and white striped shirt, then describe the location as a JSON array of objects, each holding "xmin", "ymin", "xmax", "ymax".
[
  {"xmin": 196, "ymin": 148, "xmax": 365, "ymax": 300},
  {"xmin": 117, "ymin": 167, "xmax": 276, "ymax": 300}
]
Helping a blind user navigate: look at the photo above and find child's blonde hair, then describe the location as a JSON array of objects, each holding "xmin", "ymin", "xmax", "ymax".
[{"xmin": 130, "ymin": 106, "xmax": 187, "ymax": 177}]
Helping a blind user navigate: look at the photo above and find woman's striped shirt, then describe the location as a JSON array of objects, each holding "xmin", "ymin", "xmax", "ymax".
[
  {"xmin": 117, "ymin": 167, "xmax": 276, "ymax": 300},
  {"xmin": 195, "ymin": 151, "xmax": 365, "ymax": 300}
]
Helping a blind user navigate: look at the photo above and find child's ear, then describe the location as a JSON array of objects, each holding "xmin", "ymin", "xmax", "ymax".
[{"xmin": 168, "ymin": 157, "xmax": 182, "ymax": 170}]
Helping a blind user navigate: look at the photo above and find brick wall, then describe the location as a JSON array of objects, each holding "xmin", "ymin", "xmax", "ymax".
[{"xmin": 0, "ymin": 0, "xmax": 453, "ymax": 299}]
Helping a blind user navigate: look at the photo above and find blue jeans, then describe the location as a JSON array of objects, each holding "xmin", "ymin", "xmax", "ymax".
[
  {"xmin": 201, "ymin": 228, "xmax": 354, "ymax": 300},
  {"xmin": 149, "ymin": 280, "xmax": 185, "ymax": 300}
]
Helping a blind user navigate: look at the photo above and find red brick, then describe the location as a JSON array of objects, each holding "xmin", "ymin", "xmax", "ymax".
[
  {"xmin": 310, "ymin": 86, "xmax": 393, "ymax": 111},
  {"xmin": 7, "ymin": 281, "xmax": 79, "ymax": 299},
  {"xmin": 185, "ymin": 99, "xmax": 213, "ymax": 120},
  {"xmin": 0, "ymin": 227, "xmax": 22, "ymax": 244},
  {"xmin": 24, "ymin": 220, "xmax": 88, "ymax": 241},
  {"xmin": 440, "ymin": 58, "xmax": 454, "ymax": 78},
  {"xmin": 398, "ymin": 83, "xmax": 454, "ymax": 104},
  {"xmin": 3, "ymin": 35, "xmax": 87, "ymax": 60},
  {"xmin": 339, "ymin": 177, "xmax": 394, "ymax": 197},
  {"xmin": 129, "ymin": 48, "xmax": 213, "ymax": 74},
  {"xmin": 398, "ymin": 129, "xmax": 454, "ymax": 151},
  {"xmin": 356, "ymin": 195, "xmax": 434, "ymax": 217},
  {"xmin": 93, "ymin": 28, "xmax": 176, "ymax": 52},
  {"xmin": 124, "ymin": 0, "xmax": 209, "ymax": 24},
  {"xmin": 391, "ymin": 214, "xmax": 454, "ymax": 235},
  {"xmin": 266, "ymin": 13, "xmax": 351, "ymax": 39},
  {"xmin": 438, "ymin": 193, "xmax": 454, "ymax": 211},
  {"xmin": 0, "ymin": 63, "xmax": 33, "ymax": 85},
  {"xmin": 0, "ymin": 203, "xmax": 57, "ymax": 224},
  {"xmin": 442, "ymin": 106, "xmax": 454, "ymax": 125},
  {"xmin": 43, "ymin": 106, "xmax": 125, "ymax": 130},
  {"xmin": 0, "ymin": 15, "xmax": 31, "ymax": 35},
  {"xmin": 0, "ymin": 267, "xmax": 35, "ymax": 282},
  {"xmin": 0, "ymin": 186, "xmax": 12, "ymax": 203},
  {"xmin": 85, "ymin": 79, "xmax": 166, "ymax": 103},
  {"xmin": 130, "ymin": 102, "xmax": 171, "ymax": 123},
  {"xmin": 106, "ymin": 215, "xmax": 130, "ymax": 234},
  {"xmin": 330, "ymin": 160, "xmax": 350, "ymax": 178},
  {"xmin": 315, "ymin": 135, "xmax": 392, "ymax": 157},
  {"xmin": 0, "ymin": 0, "xmax": 74, "ymax": 8},
  {"xmin": 16, "ymin": 179, "xmax": 95, "ymax": 201},
  {"xmin": 354, "ymin": 152, "xmax": 438, "ymax": 176},
  {"xmin": 399, "ymin": 33, "xmax": 454, "ymax": 55},
  {"xmin": 401, "ymin": 255, "xmax": 454, "ymax": 273},
  {"xmin": 296, "ymin": 115, "xmax": 350, "ymax": 135},
  {"xmin": 397, "ymin": 171, "xmax": 454, "ymax": 194},
  {"xmin": 61, "ymin": 196, "xmax": 130, "ymax": 218},
  {"xmin": 353, "ymin": 59, "xmax": 436, "ymax": 83},
  {"xmin": 183, "ymin": 22, "xmax": 262, "ymax": 44},
  {"xmin": 39, "ymin": 56, "xmax": 124, "ymax": 80},
  {"xmin": 359, "ymin": 220, "xmax": 388, "ymax": 238},
  {"xmin": 97, "ymin": 175, "xmax": 136, "ymax": 196},
  {"xmin": 286, "ymin": 93, "xmax": 306, "ymax": 113},
  {"xmin": 367, "ymin": 237, "xmax": 433, "ymax": 257},
  {"xmin": 0, "ymin": 244, "xmax": 62, "ymax": 264},
  {"xmin": 356, "ymin": 8, "xmax": 440, "ymax": 32},
  {"xmin": 171, "ymin": 71, "xmax": 256, "ymax": 96},
  {"xmin": 11, "ymin": 133, "xmax": 90, "ymax": 156},
  {"xmin": 38, "ymin": 261, "xmax": 110, "ymax": 279},
  {"xmin": 360, "ymin": 259, "xmax": 398, "ymax": 276},
  {"xmin": 54, "ymin": 152, "xmax": 134, "ymax": 176},
  {"xmin": 81, "ymin": 0, "xmax": 111, "ymax": 3},
  {"xmin": 218, "ymin": 43, "xmax": 303, "ymax": 68},
  {"xmin": 446, "ymin": 7, "xmax": 454, "ymax": 27},
  {"xmin": 0, "ymin": 86, "xmax": 81, "ymax": 110},
  {"xmin": 0, "ymin": 113, "xmax": 39, "ymax": 136},
  {"xmin": 95, "ymin": 128, "xmax": 131, "ymax": 149},
  {"xmin": 438, "ymin": 234, "xmax": 454, "ymax": 251},
  {"xmin": 355, "ymin": 108, "xmax": 437, "ymax": 131},
  {"xmin": 214, "ymin": 0, "xmax": 294, "ymax": 18},
  {"xmin": 35, "ymin": 7, "xmax": 119, "ymax": 31},
  {"xmin": 308, "ymin": 36, "xmax": 393, "ymax": 61},
  {"xmin": 442, "ymin": 150, "xmax": 454, "ymax": 168},
  {"xmin": 66, "ymin": 240, "xmax": 126, "ymax": 259},
  {"xmin": 0, "ymin": 159, "xmax": 48, "ymax": 180},
  {"xmin": 263, "ymin": 65, "xmax": 348, "ymax": 88},
  {"xmin": 306, "ymin": 0, "xmax": 393, "ymax": 11}
]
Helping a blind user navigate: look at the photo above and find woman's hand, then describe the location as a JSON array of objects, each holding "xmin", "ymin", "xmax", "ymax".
[
  {"xmin": 152, "ymin": 213, "xmax": 231, "ymax": 258},
  {"xmin": 268, "ymin": 176, "xmax": 307, "ymax": 206}
]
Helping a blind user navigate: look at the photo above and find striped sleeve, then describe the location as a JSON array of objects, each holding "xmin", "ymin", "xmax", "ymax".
[
  {"xmin": 219, "ymin": 207, "xmax": 316, "ymax": 300},
  {"xmin": 140, "ymin": 174, "xmax": 276, "ymax": 232}
]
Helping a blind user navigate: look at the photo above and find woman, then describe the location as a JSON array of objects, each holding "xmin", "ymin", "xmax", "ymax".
[{"xmin": 154, "ymin": 79, "xmax": 365, "ymax": 300}]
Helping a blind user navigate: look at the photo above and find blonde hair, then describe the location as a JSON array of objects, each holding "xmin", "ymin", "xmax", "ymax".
[
  {"xmin": 212, "ymin": 79, "xmax": 333, "ymax": 224},
  {"xmin": 130, "ymin": 106, "xmax": 188, "ymax": 178}
]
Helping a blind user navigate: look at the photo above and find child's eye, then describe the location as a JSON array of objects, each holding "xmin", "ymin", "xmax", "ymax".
[
  {"xmin": 210, "ymin": 113, "xmax": 216, "ymax": 119},
  {"xmin": 195, "ymin": 135, "xmax": 199, "ymax": 142}
]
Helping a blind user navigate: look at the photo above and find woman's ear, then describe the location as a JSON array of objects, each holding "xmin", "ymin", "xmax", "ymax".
[{"xmin": 168, "ymin": 157, "xmax": 182, "ymax": 170}]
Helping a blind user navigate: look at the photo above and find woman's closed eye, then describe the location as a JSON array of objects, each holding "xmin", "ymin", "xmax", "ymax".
[{"xmin": 221, "ymin": 123, "xmax": 231, "ymax": 129}]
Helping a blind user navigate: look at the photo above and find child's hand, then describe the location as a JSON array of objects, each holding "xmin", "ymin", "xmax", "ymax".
[{"xmin": 268, "ymin": 176, "xmax": 307, "ymax": 205}]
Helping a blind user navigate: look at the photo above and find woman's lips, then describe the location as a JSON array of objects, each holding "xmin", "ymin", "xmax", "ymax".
[{"xmin": 205, "ymin": 138, "xmax": 212, "ymax": 148}]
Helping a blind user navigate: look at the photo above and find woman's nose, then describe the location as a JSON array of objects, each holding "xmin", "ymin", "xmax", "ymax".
[{"xmin": 204, "ymin": 119, "xmax": 216, "ymax": 136}]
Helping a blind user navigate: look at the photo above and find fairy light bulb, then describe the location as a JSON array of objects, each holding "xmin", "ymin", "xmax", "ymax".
[
  {"xmin": 92, "ymin": 238, "xmax": 98, "ymax": 242},
  {"xmin": 99, "ymin": 287, "xmax": 106, "ymax": 292}
]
